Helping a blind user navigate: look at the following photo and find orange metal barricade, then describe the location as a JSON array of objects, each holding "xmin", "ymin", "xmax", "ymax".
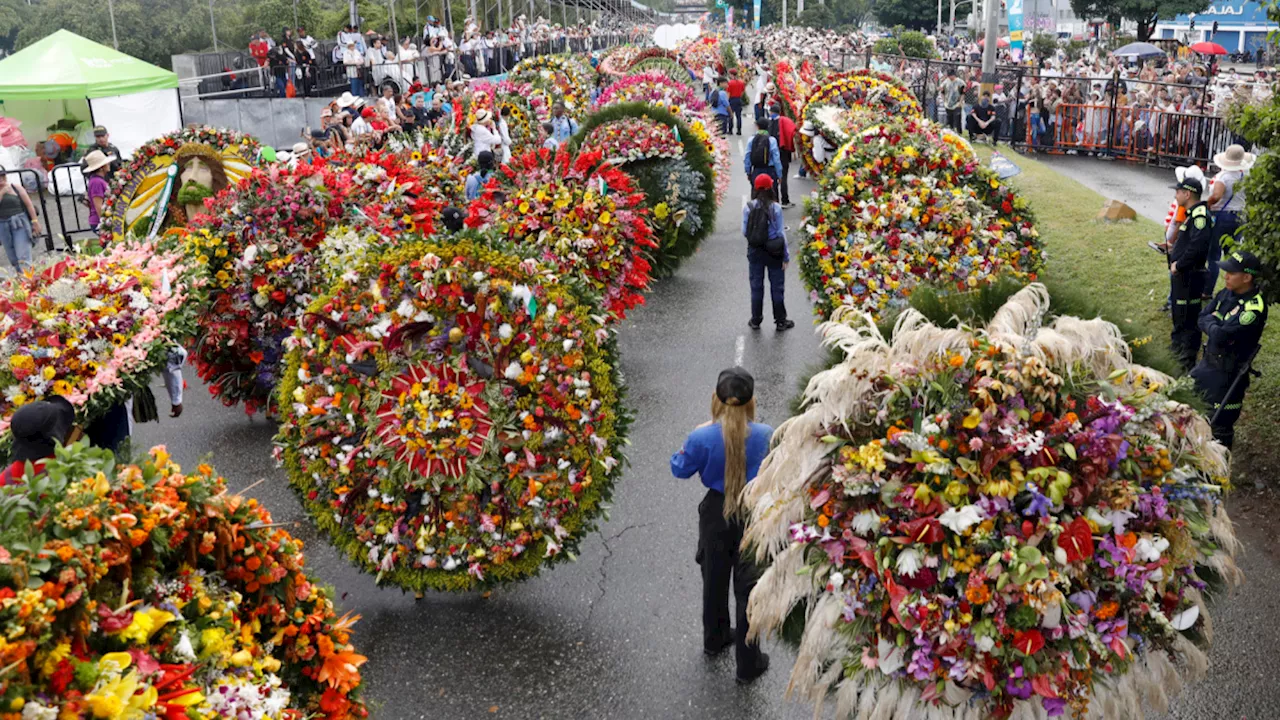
[{"xmin": 1032, "ymin": 103, "xmax": 1229, "ymax": 165}]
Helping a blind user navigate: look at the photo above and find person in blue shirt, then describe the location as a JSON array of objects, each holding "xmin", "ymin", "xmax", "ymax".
[
  {"xmin": 464, "ymin": 150, "xmax": 496, "ymax": 201},
  {"xmin": 741, "ymin": 174, "xmax": 794, "ymax": 331},
  {"xmin": 743, "ymin": 118, "xmax": 782, "ymax": 185},
  {"xmin": 670, "ymin": 366, "xmax": 772, "ymax": 685},
  {"xmin": 709, "ymin": 78, "xmax": 731, "ymax": 136},
  {"xmin": 550, "ymin": 102, "xmax": 578, "ymax": 144}
]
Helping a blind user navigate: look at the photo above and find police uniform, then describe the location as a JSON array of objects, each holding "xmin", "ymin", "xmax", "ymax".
[
  {"xmin": 1168, "ymin": 178, "xmax": 1213, "ymax": 371},
  {"xmin": 1192, "ymin": 250, "xmax": 1268, "ymax": 448}
]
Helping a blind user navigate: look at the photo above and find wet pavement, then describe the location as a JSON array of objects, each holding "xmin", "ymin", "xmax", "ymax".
[{"xmin": 127, "ymin": 145, "xmax": 1280, "ymax": 720}]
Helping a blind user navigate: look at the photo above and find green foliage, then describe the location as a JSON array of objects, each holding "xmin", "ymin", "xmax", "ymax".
[
  {"xmin": 1228, "ymin": 102, "xmax": 1280, "ymax": 304},
  {"xmin": 568, "ymin": 102, "xmax": 717, "ymax": 276},
  {"xmin": 797, "ymin": 4, "xmax": 836, "ymax": 28},
  {"xmin": 720, "ymin": 41, "xmax": 739, "ymax": 71},
  {"xmin": 873, "ymin": 29, "xmax": 937, "ymax": 58},
  {"xmin": 631, "ymin": 57, "xmax": 697, "ymax": 87},
  {"xmin": 1067, "ymin": 0, "xmax": 1210, "ymax": 40},
  {"xmin": 1028, "ymin": 33, "xmax": 1059, "ymax": 60},
  {"xmin": 873, "ymin": 0, "xmax": 936, "ymax": 31}
]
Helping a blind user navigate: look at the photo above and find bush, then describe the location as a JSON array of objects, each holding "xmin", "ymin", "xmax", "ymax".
[
  {"xmin": 872, "ymin": 29, "xmax": 937, "ymax": 58},
  {"xmin": 1029, "ymin": 32, "xmax": 1058, "ymax": 59},
  {"xmin": 1228, "ymin": 102, "xmax": 1280, "ymax": 301}
]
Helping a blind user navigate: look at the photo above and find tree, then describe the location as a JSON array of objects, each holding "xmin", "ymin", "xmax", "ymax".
[
  {"xmin": 1067, "ymin": 0, "xmax": 1210, "ymax": 41},
  {"xmin": 797, "ymin": 3, "xmax": 835, "ymax": 28},
  {"xmin": 873, "ymin": 29, "xmax": 937, "ymax": 58},
  {"xmin": 873, "ymin": 0, "xmax": 935, "ymax": 31},
  {"xmin": 1028, "ymin": 32, "xmax": 1058, "ymax": 60},
  {"xmin": 831, "ymin": 0, "xmax": 872, "ymax": 27}
]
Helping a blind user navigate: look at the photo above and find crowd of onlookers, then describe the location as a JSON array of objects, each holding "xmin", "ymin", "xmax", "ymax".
[{"xmin": 227, "ymin": 17, "xmax": 644, "ymax": 100}]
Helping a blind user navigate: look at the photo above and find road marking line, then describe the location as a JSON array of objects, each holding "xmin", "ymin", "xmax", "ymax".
[{"xmin": 734, "ymin": 335, "xmax": 745, "ymax": 366}]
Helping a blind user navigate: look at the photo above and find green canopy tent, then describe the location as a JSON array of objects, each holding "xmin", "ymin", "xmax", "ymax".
[{"xmin": 0, "ymin": 30, "xmax": 182, "ymax": 161}]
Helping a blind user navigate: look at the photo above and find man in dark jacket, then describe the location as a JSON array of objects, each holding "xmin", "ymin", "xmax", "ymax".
[
  {"xmin": 1192, "ymin": 250, "xmax": 1268, "ymax": 447},
  {"xmin": 1168, "ymin": 176, "xmax": 1214, "ymax": 370}
]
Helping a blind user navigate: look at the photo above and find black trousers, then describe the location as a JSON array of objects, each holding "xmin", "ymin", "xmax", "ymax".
[
  {"xmin": 697, "ymin": 489, "xmax": 765, "ymax": 673},
  {"xmin": 945, "ymin": 107, "xmax": 962, "ymax": 132},
  {"xmin": 729, "ymin": 97, "xmax": 744, "ymax": 134},
  {"xmin": 778, "ymin": 149, "xmax": 792, "ymax": 204},
  {"xmin": 1169, "ymin": 270, "xmax": 1205, "ymax": 371},
  {"xmin": 1192, "ymin": 360, "xmax": 1250, "ymax": 448}
]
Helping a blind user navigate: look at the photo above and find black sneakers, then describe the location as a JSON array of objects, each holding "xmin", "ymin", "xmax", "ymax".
[
  {"xmin": 776, "ymin": 320, "xmax": 795, "ymax": 331},
  {"xmin": 748, "ymin": 319, "xmax": 762, "ymax": 330},
  {"xmin": 736, "ymin": 653, "xmax": 771, "ymax": 684}
]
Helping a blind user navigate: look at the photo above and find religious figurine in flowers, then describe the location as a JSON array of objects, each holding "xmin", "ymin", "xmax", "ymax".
[
  {"xmin": 276, "ymin": 239, "xmax": 628, "ymax": 593},
  {"xmin": 743, "ymin": 284, "xmax": 1240, "ymax": 720}
]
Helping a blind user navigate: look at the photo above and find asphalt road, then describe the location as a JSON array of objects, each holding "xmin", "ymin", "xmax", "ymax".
[{"xmin": 128, "ymin": 145, "xmax": 1280, "ymax": 720}]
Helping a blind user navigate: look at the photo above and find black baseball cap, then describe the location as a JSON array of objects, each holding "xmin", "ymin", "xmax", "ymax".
[
  {"xmin": 9, "ymin": 397, "xmax": 75, "ymax": 464},
  {"xmin": 716, "ymin": 367, "xmax": 754, "ymax": 406},
  {"xmin": 1169, "ymin": 177, "xmax": 1203, "ymax": 195},
  {"xmin": 1219, "ymin": 250, "xmax": 1262, "ymax": 275}
]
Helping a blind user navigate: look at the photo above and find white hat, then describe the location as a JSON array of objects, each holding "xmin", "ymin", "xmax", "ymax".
[
  {"xmin": 82, "ymin": 150, "xmax": 116, "ymax": 173},
  {"xmin": 337, "ymin": 91, "xmax": 357, "ymax": 108},
  {"xmin": 1214, "ymin": 144, "xmax": 1256, "ymax": 171},
  {"xmin": 276, "ymin": 151, "xmax": 294, "ymax": 163},
  {"xmin": 475, "ymin": 109, "xmax": 492, "ymax": 123},
  {"xmin": 292, "ymin": 142, "xmax": 312, "ymax": 155}
]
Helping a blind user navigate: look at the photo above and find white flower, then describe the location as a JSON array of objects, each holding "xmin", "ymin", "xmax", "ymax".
[
  {"xmin": 850, "ymin": 510, "xmax": 881, "ymax": 536},
  {"xmin": 939, "ymin": 505, "xmax": 983, "ymax": 535},
  {"xmin": 975, "ymin": 635, "xmax": 995, "ymax": 652},
  {"xmin": 241, "ymin": 243, "xmax": 258, "ymax": 267},
  {"xmin": 503, "ymin": 361, "xmax": 522, "ymax": 379},
  {"xmin": 895, "ymin": 548, "xmax": 923, "ymax": 577},
  {"xmin": 562, "ymin": 339, "xmax": 574, "ymax": 352},
  {"xmin": 1134, "ymin": 536, "xmax": 1169, "ymax": 563},
  {"xmin": 498, "ymin": 323, "xmax": 513, "ymax": 340},
  {"xmin": 173, "ymin": 630, "xmax": 197, "ymax": 661},
  {"xmin": 473, "ymin": 271, "xmax": 487, "ymax": 283},
  {"xmin": 396, "ymin": 299, "xmax": 416, "ymax": 318},
  {"xmin": 827, "ymin": 571, "xmax": 845, "ymax": 591},
  {"xmin": 545, "ymin": 303, "xmax": 557, "ymax": 318}
]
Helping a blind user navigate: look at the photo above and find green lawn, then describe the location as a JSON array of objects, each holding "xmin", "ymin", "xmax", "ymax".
[{"xmin": 987, "ymin": 148, "xmax": 1279, "ymax": 485}]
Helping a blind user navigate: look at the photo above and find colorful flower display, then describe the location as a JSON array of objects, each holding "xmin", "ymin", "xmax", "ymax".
[
  {"xmin": 509, "ymin": 54, "xmax": 590, "ymax": 114},
  {"xmin": 800, "ymin": 120, "xmax": 1042, "ymax": 322},
  {"xmin": 185, "ymin": 164, "xmax": 338, "ymax": 415},
  {"xmin": 406, "ymin": 141, "xmax": 470, "ymax": 208},
  {"xmin": 0, "ymin": 441, "xmax": 367, "ymax": 719},
  {"xmin": 595, "ymin": 72, "xmax": 707, "ymax": 115},
  {"xmin": 599, "ymin": 45, "xmax": 642, "ymax": 77},
  {"xmin": 465, "ymin": 148, "xmax": 656, "ymax": 320},
  {"xmin": 743, "ymin": 284, "xmax": 1238, "ymax": 720},
  {"xmin": 676, "ymin": 36, "xmax": 725, "ymax": 79},
  {"xmin": 581, "ymin": 117, "xmax": 685, "ymax": 164},
  {"xmin": 0, "ymin": 241, "xmax": 201, "ymax": 455},
  {"xmin": 100, "ymin": 126, "xmax": 260, "ymax": 241},
  {"xmin": 275, "ymin": 240, "xmax": 628, "ymax": 592},
  {"xmin": 796, "ymin": 69, "xmax": 924, "ymax": 176}
]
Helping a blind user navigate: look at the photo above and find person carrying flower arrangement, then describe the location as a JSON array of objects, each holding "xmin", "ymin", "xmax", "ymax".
[{"xmin": 670, "ymin": 367, "xmax": 772, "ymax": 685}]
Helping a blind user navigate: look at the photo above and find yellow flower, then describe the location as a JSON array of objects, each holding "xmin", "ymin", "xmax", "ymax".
[
  {"xmin": 117, "ymin": 607, "xmax": 175, "ymax": 644},
  {"xmin": 200, "ymin": 627, "xmax": 229, "ymax": 658},
  {"xmin": 653, "ymin": 203, "xmax": 670, "ymax": 220},
  {"xmin": 40, "ymin": 641, "xmax": 71, "ymax": 677}
]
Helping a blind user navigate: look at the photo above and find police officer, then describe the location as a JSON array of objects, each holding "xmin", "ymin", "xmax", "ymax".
[
  {"xmin": 1192, "ymin": 250, "xmax": 1268, "ymax": 448},
  {"xmin": 86, "ymin": 126, "xmax": 123, "ymax": 173},
  {"xmin": 1168, "ymin": 175, "xmax": 1214, "ymax": 371}
]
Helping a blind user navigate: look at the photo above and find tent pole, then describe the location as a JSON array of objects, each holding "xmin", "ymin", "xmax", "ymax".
[{"xmin": 107, "ymin": 0, "xmax": 120, "ymax": 49}]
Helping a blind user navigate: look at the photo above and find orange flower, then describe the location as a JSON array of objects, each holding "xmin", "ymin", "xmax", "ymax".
[
  {"xmin": 318, "ymin": 650, "xmax": 368, "ymax": 694},
  {"xmin": 965, "ymin": 584, "xmax": 991, "ymax": 605},
  {"xmin": 245, "ymin": 556, "xmax": 262, "ymax": 571},
  {"xmin": 1095, "ymin": 600, "xmax": 1119, "ymax": 620},
  {"xmin": 816, "ymin": 514, "xmax": 830, "ymax": 528}
]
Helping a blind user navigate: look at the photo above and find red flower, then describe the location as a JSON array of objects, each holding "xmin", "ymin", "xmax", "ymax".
[
  {"xmin": 1013, "ymin": 629, "xmax": 1045, "ymax": 655},
  {"xmin": 1058, "ymin": 517, "xmax": 1094, "ymax": 563}
]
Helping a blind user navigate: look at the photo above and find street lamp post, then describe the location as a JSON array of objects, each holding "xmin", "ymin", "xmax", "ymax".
[
  {"xmin": 980, "ymin": 0, "xmax": 998, "ymax": 92},
  {"xmin": 950, "ymin": 0, "xmax": 971, "ymax": 33},
  {"xmin": 937, "ymin": 0, "xmax": 943, "ymax": 34},
  {"xmin": 209, "ymin": 0, "xmax": 219, "ymax": 51},
  {"xmin": 107, "ymin": 0, "xmax": 119, "ymax": 50}
]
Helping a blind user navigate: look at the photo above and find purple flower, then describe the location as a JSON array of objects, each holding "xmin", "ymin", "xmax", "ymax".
[
  {"xmin": 1005, "ymin": 668, "xmax": 1033, "ymax": 700},
  {"xmin": 1068, "ymin": 590, "xmax": 1096, "ymax": 613},
  {"xmin": 1043, "ymin": 697, "xmax": 1068, "ymax": 716},
  {"xmin": 1022, "ymin": 484, "xmax": 1052, "ymax": 518}
]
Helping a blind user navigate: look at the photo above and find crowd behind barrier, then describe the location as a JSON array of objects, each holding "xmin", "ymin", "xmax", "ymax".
[
  {"xmin": 182, "ymin": 32, "xmax": 642, "ymax": 100},
  {"xmin": 810, "ymin": 49, "xmax": 1247, "ymax": 167}
]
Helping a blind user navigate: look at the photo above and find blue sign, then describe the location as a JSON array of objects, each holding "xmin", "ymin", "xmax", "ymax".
[
  {"xmin": 753, "ymin": 0, "xmax": 760, "ymax": 29},
  {"xmin": 1008, "ymin": 0, "xmax": 1024, "ymax": 61},
  {"xmin": 1171, "ymin": 1, "xmax": 1273, "ymax": 26}
]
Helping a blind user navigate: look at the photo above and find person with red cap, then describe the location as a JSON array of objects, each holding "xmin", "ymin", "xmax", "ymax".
[{"xmin": 742, "ymin": 174, "xmax": 793, "ymax": 331}]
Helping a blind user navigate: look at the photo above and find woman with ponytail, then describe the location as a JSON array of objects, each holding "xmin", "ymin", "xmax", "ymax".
[{"xmin": 670, "ymin": 367, "xmax": 772, "ymax": 684}]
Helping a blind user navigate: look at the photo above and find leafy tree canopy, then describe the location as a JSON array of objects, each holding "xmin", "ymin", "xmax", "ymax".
[
  {"xmin": 1067, "ymin": 0, "xmax": 1209, "ymax": 41},
  {"xmin": 873, "ymin": 0, "xmax": 934, "ymax": 31}
]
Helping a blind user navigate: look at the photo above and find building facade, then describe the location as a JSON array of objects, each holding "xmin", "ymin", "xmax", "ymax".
[{"xmin": 1156, "ymin": 1, "xmax": 1276, "ymax": 53}]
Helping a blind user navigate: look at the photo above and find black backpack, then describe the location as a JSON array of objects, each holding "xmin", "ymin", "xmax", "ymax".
[
  {"xmin": 746, "ymin": 200, "xmax": 771, "ymax": 249},
  {"xmin": 749, "ymin": 135, "xmax": 769, "ymax": 170}
]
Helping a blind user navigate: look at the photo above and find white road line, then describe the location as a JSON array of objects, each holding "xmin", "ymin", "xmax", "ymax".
[{"xmin": 734, "ymin": 335, "xmax": 745, "ymax": 366}]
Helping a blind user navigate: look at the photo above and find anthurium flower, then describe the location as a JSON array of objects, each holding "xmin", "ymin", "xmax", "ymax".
[
  {"xmin": 1057, "ymin": 517, "xmax": 1095, "ymax": 563},
  {"xmin": 1013, "ymin": 629, "xmax": 1045, "ymax": 655}
]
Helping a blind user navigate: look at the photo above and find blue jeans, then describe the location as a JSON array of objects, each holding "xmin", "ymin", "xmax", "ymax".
[
  {"xmin": 1205, "ymin": 210, "xmax": 1239, "ymax": 296},
  {"xmin": 0, "ymin": 214, "xmax": 33, "ymax": 271},
  {"xmin": 728, "ymin": 97, "xmax": 743, "ymax": 134},
  {"xmin": 349, "ymin": 76, "xmax": 365, "ymax": 97},
  {"xmin": 274, "ymin": 74, "xmax": 287, "ymax": 97},
  {"xmin": 748, "ymin": 249, "xmax": 787, "ymax": 325}
]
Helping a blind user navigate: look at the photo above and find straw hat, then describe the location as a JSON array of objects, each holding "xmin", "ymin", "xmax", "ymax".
[
  {"xmin": 292, "ymin": 142, "xmax": 312, "ymax": 155},
  {"xmin": 337, "ymin": 91, "xmax": 358, "ymax": 108},
  {"xmin": 475, "ymin": 109, "xmax": 492, "ymax": 123},
  {"xmin": 82, "ymin": 150, "xmax": 116, "ymax": 173},
  {"xmin": 1214, "ymin": 144, "xmax": 1256, "ymax": 172}
]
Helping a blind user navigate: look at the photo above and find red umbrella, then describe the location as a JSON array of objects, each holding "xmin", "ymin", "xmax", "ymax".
[
  {"xmin": 978, "ymin": 36, "xmax": 1012, "ymax": 48},
  {"xmin": 1190, "ymin": 41, "xmax": 1228, "ymax": 55}
]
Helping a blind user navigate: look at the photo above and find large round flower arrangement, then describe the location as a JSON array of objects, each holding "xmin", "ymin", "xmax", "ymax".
[
  {"xmin": 628, "ymin": 57, "xmax": 696, "ymax": 88},
  {"xmin": 100, "ymin": 126, "xmax": 260, "ymax": 241},
  {"xmin": 799, "ymin": 121, "xmax": 1042, "ymax": 322},
  {"xmin": 275, "ymin": 239, "xmax": 628, "ymax": 592},
  {"xmin": 582, "ymin": 117, "xmax": 685, "ymax": 164},
  {"xmin": 796, "ymin": 70, "xmax": 924, "ymax": 176},
  {"xmin": 599, "ymin": 45, "xmax": 642, "ymax": 77},
  {"xmin": 465, "ymin": 148, "xmax": 656, "ymax": 320},
  {"xmin": 0, "ymin": 241, "xmax": 201, "ymax": 457},
  {"xmin": 595, "ymin": 72, "xmax": 707, "ymax": 115},
  {"xmin": 677, "ymin": 36, "xmax": 724, "ymax": 79},
  {"xmin": 573, "ymin": 103, "xmax": 717, "ymax": 276},
  {"xmin": 406, "ymin": 141, "xmax": 470, "ymax": 208},
  {"xmin": 186, "ymin": 163, "xmax": 339, "ymax": 415},
  {"xmin": 743, "ymin": 284, "xmax": 1238, "ymax": 720},
  {"xmin": 0, "ymin": 442, "xmax": 367, "ymax": 719},
  {"xmin": 509, "ymin": 55, "xmax": 589, "ymax": 114}
]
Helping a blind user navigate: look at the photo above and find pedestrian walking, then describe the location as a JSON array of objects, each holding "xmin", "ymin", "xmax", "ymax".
[
  {"xmin": 767, "ymin": 104, "xmax": 795, "ymax": 207},
  {"xmin": 1192, "ymin": 250, "xmax": 1268, "ymax": 448},
  {"xmin": 742, "ymin": 174, "xmax": 793, "ymax": 331},
  {"xmin": 743, "ymin": 118, "xmax": 782, "ymax": 186},
  {"xmin": 727, "ymin": 72, "xmax": 746, "ymax": 135},
  {"xmin": 710, "ymin": 78, "xmax": 731, "ymax": 136},
  {"xmin": 669, "ymin": 367, "xmax": 772, "ymax": 685},
  {"xmin": 1168, "ymin": 174, "xmax": 1213, "ymax": 370},
  {"xmin": 0, "ymin": 169, "xmax": 42, "ymax": 272}
]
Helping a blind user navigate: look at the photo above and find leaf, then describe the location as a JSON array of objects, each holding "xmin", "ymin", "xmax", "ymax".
[{"xmin": 1061, "ymin": 443, "xmax": 1077, "ymax": 461}]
